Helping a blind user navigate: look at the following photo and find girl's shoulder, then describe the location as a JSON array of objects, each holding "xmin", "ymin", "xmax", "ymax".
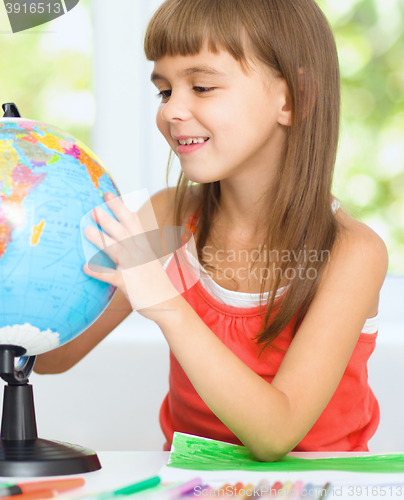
[
  {"xmin": 323, "ymin": 204, "xmax": 388, "ymax": 317},
  {"xmin": 334, "ymin": 204, "xmax": 386, "ymax": 250}
]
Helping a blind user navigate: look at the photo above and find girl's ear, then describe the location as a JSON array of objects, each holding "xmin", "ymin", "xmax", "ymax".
[
  {"xmin": 278, "ymin": 78, "xmax": 292, "ymax": 127},
  {"xmin": 279, "ymin": 92, "xmax": 292, "ymax": 127},
  {"xmin": 278, "ymin": 68, "xmax": 318, "ymax": 126}
]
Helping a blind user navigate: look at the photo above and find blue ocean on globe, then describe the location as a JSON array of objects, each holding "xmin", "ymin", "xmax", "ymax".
[{"xmin": 0, "ymin": 118, "xmax": 119, "ymax": 356}]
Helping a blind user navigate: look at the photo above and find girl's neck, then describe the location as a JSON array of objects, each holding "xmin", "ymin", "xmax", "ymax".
[
  {"xmin": 213, "ymin": 126, "xmax": 285, "ymax": 238},
  {"xmin": 216, "ymin": 173, "xmax": 276, "ymax": 242}
]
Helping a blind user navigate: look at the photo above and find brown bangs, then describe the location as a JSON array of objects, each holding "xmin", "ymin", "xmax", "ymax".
[{"xmin": 144, "ymin": 0, "xmax": 248, "ymax": 64}]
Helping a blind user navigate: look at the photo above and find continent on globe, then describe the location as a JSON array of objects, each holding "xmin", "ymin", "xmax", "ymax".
[
  {"xmin": 0, "ymin": 117, "xmax": 120, "ymax": 356},
  {"xmin": 30, "ymin": 219, "xmax": 46, "ymax": 246}
]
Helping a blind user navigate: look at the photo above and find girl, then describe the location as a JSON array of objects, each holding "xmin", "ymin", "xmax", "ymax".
[{"xmin": 35, "ymin": 0, "xmax": 388, "ymax": 461}]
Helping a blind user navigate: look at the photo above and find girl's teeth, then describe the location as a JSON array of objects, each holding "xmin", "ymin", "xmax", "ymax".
[{"xmin": 179, "ymin": 138, "xmax": 207, "ymax": 145}]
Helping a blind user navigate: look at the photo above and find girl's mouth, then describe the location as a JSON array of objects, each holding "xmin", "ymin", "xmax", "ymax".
[{"xmin": 177, "ymin": 138, "xmax": 209, "ymax": 155}]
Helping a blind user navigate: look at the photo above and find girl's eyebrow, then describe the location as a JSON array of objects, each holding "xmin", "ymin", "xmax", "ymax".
[{"xmin": 150, "ymin": 65, "xmax": 228, "ymax": 83}]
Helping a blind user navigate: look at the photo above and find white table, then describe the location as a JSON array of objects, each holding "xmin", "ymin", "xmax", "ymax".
[
  {"xmin": 0, "ymin": 452, "xmax": 168, "ymax": 499},
  {"xmin": 2, "ymin": 452, "xmax": 404, "ymax": 499}
]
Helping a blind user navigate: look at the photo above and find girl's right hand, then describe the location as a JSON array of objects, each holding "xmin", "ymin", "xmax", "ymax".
[{"xmin": 82, "ymin": 192, "xmax": 187, "ymax": 322}]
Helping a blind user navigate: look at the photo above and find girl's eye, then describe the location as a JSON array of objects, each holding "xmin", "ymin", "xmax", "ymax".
[
  {"xmin": 193, "ymin": 87, "xmax": 213, "ymax": 93},
  {"xmin": 156, "ymin": 87, "xmax": 213, "ymax": 100},
  {"xmin": 156, "ymin": 90, "xmax": 171, "ymax": 100}
]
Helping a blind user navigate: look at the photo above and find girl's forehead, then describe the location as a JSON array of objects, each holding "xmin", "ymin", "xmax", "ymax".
[
  {"xmin": 153, "ymin": 50, "xmax": 235, "ymax": 76},
  {"xmin": 155, "ymin": 47, "xmax": 232, "ymax": 64},
  {"xmin": 152, "ymin": 47, "xmax": 262, "ymax": 79}
]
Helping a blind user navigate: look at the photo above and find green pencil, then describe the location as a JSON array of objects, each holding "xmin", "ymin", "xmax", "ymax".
[
  {"xmin": 113, "ymin": 476, "xmax": 161, "ymax": 496},
  {"xmin": 94, "ymin": 476, "xmax": 161, "ymax": 499}
]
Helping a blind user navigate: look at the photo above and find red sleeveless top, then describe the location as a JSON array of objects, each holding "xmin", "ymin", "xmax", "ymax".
[{"xmin": 160, "ymin": 204, "xmax": 380, "ymax": 452}]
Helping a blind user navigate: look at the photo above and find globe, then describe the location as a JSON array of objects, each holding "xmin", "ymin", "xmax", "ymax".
[{"xmin": 0, "ymin": 117, "xmax": 119, "ymax": 357}]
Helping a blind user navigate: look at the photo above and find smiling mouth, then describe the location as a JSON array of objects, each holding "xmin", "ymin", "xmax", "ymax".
[{"xmin": 177, "ymin": 138, "xmax": 210, "ymax": 146}]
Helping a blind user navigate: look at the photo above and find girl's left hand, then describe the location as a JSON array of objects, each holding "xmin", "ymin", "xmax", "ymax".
[{"xmin": 83, "ymin": 192, "xmax": 183, "ymax": 321}]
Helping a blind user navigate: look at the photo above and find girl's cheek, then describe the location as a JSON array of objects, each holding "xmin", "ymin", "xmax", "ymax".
[
  {"xmin": 156, "ymin": 109, "xmax": 167, "ymax": 135},
  {"xmin": 156, "ymin": 112, "xmax": 175, "ymax": 150}
]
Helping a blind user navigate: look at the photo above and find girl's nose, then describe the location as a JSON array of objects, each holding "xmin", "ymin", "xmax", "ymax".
[{"xmin": 160, "ymin": 93, "xmax": 192, "ymax": 122}]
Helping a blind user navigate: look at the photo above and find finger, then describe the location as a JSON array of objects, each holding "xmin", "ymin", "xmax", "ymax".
[
  {"xmin": 85, "ymin": 225, "xmax": 150, "ymax": 271},
  {"xmin": 103, "ymin": 193, "xmax": 145, "ymax": 237},
  {"xmin": 83, "ymin": 263, "xmax": 120, "ymax": 284},
  {"xmin": 100, "ymin": 194, "xmax": 156, "ymax": 258},
  {"xmin": 83, "ymin": 262, "xmax": 131, "ymax": 302},
  {"xmin": 85, "ymin": 225, "xmax": 124, "ymax": 266},
  {"xmin": 93, "ymin": 200, "xmax": 158, "ymax": 262},
  {"xmin": 92, "ymin": 206, "xmax": 129, "ymax": 243},
  {"xmin": 85, "ymin": 224, "xmax": 115, "ymax": 253}
]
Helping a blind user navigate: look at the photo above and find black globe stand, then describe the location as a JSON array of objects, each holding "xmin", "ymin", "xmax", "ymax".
[
  {"xmin": 0, "ymin": 346, "xmax": 101, "ymax": 477},
  {"xmin": 2, "ymin": 103, "xmax": 21, "ymax": 117}
]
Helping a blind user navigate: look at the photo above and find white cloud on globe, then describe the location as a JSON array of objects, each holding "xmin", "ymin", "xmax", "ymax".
[{"xmin": 0, "ymin": 324, "xmax": 60, "ymax": 356}]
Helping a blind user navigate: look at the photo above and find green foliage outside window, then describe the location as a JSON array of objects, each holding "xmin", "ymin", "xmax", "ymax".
[
  {"xmin": 0, "ymin": 0, "xmax": 403, "ymax": 273},
  {"xmin": 0, "ymin": 0, "xmax": 92, "ymax": 145},
  {"xmin": 318, "ymin": 0, "xmax": 404, "ymax": 274}
]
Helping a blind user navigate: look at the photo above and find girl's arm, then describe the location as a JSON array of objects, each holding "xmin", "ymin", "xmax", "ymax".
[
  {"xmin": 34, "ymin": 288, "xmax": 132, "ymax": 374},
  {"xmin": 83, "ymin": 194, "xmax": 388, "ymax": 461},
  {"xmin": 153, "ymin": 223, "xmax": 388, "ymax": 461}
]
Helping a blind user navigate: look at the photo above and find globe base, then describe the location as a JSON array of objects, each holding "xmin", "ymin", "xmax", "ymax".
[
  {"xmin": 0, "ymin": 345, "xmax": 102, "ymax": 476},
  {"xmin": 0, "ymin": 438, "xmax": 101, "ymax": 477}
]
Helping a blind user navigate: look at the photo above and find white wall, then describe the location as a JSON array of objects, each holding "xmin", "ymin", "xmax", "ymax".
[
  {"xmin": 29, "ymin": 327, "xmax": 170, "ymax": 452},
  {"xmin": 91, "ymin": 0, "xmax": 182, "ymax": 199},
  {"xmin": 367, "ymin": 275, "xmax": 404, "ymax": 452}
]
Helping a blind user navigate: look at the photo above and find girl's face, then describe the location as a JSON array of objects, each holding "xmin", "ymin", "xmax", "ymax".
[{"xmin": 152, "ymin": 45, "xmax": 291, "ymax": 185}]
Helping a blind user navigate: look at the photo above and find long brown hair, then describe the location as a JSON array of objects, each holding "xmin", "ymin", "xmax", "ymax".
[{"xmin": 144, "ymin": 0, "xmax": 345, "ymax": 350}]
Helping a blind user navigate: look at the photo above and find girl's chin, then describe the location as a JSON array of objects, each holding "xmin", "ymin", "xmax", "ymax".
[{"xmin": 181, "ymin": 170, "xmax": 222, "ymax": 185}]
